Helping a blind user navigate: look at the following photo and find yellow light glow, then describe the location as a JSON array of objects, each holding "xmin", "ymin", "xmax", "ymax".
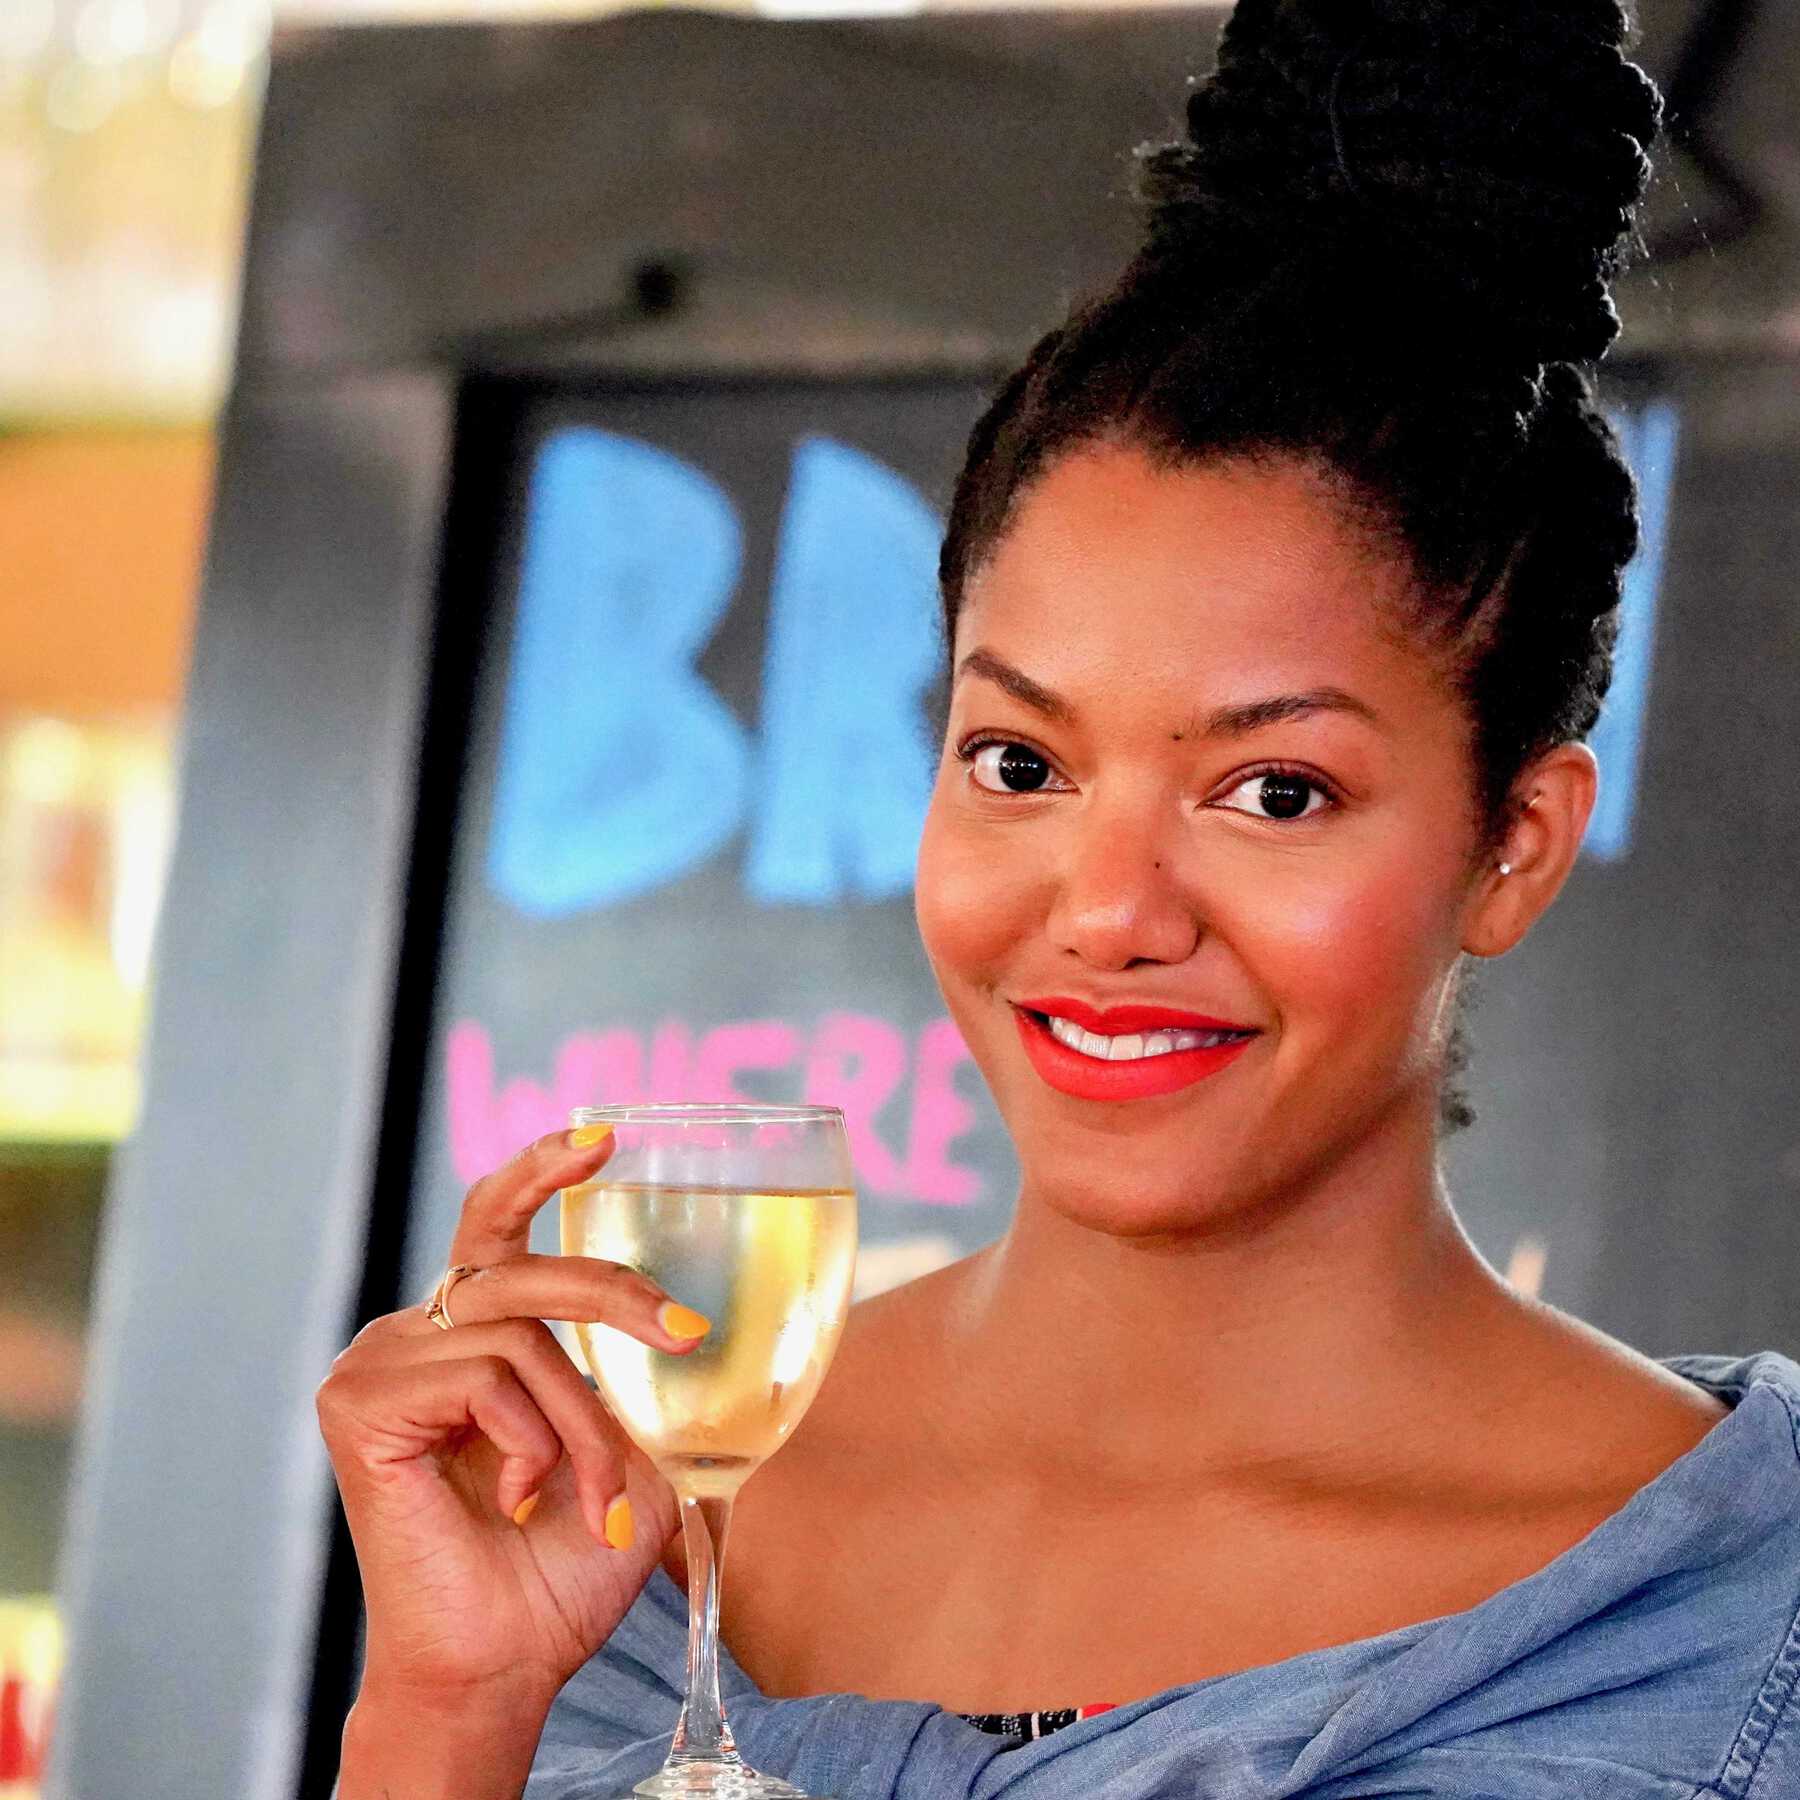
[
  {"xmin": 0, "ymin": 0, "xmax": 55, "ymax": 66},
  {"xmin": 7, "ymin": 717, "xmax": 87, "ymax": 804},
  {"xmin": 168, "ymin": 32, "xmax": 246, "ymax": 107},
  {"xmin": 75, "ymin": 0, "xmax": 154, "ymax": 66},
  {"xmin": 44, "ymin": 61, "xmax": 124, "ymax": 131}
]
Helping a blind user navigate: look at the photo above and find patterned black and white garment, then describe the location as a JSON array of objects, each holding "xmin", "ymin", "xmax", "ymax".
[{"xmin": 954, "ymin": 1703, "xmax": 1117, "ymax": 1747}]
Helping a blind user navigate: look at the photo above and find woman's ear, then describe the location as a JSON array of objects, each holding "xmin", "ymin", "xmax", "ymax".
[{"xmin": 1461, "ymin": 743, "xmax": 1598, "ymax": 959}]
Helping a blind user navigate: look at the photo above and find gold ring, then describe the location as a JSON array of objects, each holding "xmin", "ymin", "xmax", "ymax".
[{"xmin": 425, "ymin": 1263, "xmax": 478, "ymax": 1331}]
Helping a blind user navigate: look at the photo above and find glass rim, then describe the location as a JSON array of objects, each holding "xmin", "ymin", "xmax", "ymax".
[{"xmin": 568, "ymin": 1103, "xmax": 845, "ymax": 1127}]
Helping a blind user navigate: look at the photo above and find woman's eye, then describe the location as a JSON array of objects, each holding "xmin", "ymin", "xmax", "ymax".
[
  {"xmin": 968, "ymin": 741, "xmax": 1060, "ymax": 794},
  {"xmin": 1216, "ymin": 771, "xmax": 1331, "ymax": 821}
]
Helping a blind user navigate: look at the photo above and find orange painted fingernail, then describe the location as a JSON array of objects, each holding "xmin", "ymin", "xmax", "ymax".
[
  {"xmin": 511, "ymin": 1492, "xmax": 541, "ymax": 1527},
  {"xmin": 568, "ymin": 1123, "xmax": 613, "ymax": 1150},
  {"xmin": 604, "ymin": 1493, "xmax": 634, "ymax": 1551},
  {"xmin": 659, "ymin": 1302, "xmax": 711, "ymax": 1341}
]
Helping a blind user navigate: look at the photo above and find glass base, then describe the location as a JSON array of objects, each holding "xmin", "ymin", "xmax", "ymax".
[{"xmin": 626, "ymin": 1757, "xmax": 827, "ymax": 1798}]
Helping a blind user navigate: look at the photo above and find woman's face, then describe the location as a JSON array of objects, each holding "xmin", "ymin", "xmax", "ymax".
[{"xmin": 915, "ymin": 443, "xmax": 1494, "ymax": 1235}]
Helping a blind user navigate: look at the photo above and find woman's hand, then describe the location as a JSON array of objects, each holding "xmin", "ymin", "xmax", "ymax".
[{"xmin": 317, "ymin": 1126, "xmax": 708, "ymax": 1794}]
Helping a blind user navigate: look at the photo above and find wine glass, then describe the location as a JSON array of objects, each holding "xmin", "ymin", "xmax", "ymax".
[{"xmin": 560, "ymin": 1103, "xmax": 858, "ymax": 1799}]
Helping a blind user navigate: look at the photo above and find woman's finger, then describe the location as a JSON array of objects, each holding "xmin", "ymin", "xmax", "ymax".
[
  {"xmin": 449, "ymin": 1126, "xmax": 618, "ymax": 1268},
  {"xmin": 319, "ymin": 1351, "xmax": 565, "ymax": 1523},
  {"xmin": 390, "ymin": 1318, "xmax": 638, "ymax": 1542},
  {"xmin": 406, "ymin": 1255, "xmax": 711, "ymax": 1351}
]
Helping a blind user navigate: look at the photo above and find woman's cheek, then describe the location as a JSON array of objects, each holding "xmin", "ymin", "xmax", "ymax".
[
  {"xmin": 1235, "ymin": 857, "xmax": 1450, "ymax": 1053},
  {"xmin": 913, "ymin": 802, "xmax": 1028, "ymax": 997}
]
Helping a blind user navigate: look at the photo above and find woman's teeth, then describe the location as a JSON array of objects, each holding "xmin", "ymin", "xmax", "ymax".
[{"xmin": 1042, "ymin": 1015, "xmax": 1246, "ymax": 1061}]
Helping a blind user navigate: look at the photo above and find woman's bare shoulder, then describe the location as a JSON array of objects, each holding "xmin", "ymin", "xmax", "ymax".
[{"xmin": 1480, "ymin": 1301, "xmax": 1732, "ymax": 1502}]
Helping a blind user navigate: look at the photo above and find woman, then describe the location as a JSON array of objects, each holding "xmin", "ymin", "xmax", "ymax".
[{"xmin": 319, "ymin": 1, "xmax": 1800, "ymax": 1795}]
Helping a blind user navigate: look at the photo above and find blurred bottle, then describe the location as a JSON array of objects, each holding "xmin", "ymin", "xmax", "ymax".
[
  {"xmin": 0, "ymin": 1597, "xmax": 60, "ymax": 1794},
  {"xmin": 0, "ymin": 713, "xmax": 173, "ymax": 1142}
]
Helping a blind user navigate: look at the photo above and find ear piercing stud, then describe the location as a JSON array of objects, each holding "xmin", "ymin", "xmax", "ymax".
[{"xmin": 1497, "ymin": 862, "xmax": 1513, "ymax": 876}]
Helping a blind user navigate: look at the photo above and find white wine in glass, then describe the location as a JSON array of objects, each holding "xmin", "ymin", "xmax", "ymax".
[{"xmin": 561, "ymin": 1105, "xmax": 858, "ymax": 1800}]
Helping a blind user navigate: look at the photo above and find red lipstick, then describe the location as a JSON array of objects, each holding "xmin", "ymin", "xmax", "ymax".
[{"xmin": 1012, "ymin": 998, "xmax": 1259, "ymax": 1103}]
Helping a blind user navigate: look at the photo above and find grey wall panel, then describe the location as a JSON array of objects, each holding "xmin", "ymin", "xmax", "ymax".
[{"xmin": 48, "ymin": 374, "xmax": 453, "ymax": 1800}]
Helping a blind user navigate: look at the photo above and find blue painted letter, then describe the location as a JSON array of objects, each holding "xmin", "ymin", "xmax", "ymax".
[
  {"xmin": 487, "ymin": 428, "xmax": 747, "ymax": 915},
  {"xmin": 746, "ymin": 437, "xmax": 943, "ymax": 905}
]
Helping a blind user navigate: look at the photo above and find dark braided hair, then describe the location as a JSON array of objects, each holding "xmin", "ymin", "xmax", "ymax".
[{"xmin": 937, "ymin": 0, "xmax": 1664, "ymax": 1133}]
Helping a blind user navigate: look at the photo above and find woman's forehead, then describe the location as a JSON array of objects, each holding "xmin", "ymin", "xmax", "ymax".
[
  {"xmin": 976, "ymin": 444, "xmax": 1399, "ymax": 598},
  {"xmin": 957, "ymin": 444, "xmax": 1434, "ymax": 704}
]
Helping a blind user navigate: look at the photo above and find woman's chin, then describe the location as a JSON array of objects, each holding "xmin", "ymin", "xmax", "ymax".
[{"xmin": 1025, "ymin": 1163, "xmax": 1253, "ymax": 1241}]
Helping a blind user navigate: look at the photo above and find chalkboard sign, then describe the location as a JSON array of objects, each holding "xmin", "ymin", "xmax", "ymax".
[{"xmin": 404, "ymin": 372, "xmax": 1693, "ymax": 1318}]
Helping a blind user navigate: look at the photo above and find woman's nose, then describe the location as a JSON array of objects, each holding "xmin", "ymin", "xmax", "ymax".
[{"xmin": 1043, "ymin": 803, "xmax": 1201, "ymax": 971}]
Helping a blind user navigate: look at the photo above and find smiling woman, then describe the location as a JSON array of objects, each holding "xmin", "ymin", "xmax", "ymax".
[{"xmin": 320, "ymin": 2, "xmax": 1800, "ymax": 1797}]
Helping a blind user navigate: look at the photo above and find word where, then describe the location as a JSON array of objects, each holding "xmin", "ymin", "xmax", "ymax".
[{"xmin": 445, "ymin": 1013, "xmax": 986, "ymax": 1207}]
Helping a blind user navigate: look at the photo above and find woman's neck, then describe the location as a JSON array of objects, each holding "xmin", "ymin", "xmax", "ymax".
[{"xmin": 934, "ymin": 1111, "xmax": 1533, "ymax": 1496}]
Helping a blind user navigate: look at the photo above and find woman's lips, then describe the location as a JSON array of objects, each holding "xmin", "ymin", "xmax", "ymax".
[
  {"xmin": 1011, "ymin": 1003, "xmax": 1258, "ymax": 1102},
  {"xmin": 1017, "ymin": 996, "xmax": 1255, "ymax": 1035}
]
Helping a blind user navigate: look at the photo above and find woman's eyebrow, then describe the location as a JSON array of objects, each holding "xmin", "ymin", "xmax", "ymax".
[
  {"xmin": 954, "ymin": 647, "xmax": 1075, "ymax": 723},
  {"xmin": 1199, "ymin": 688, "xmax": 1381, "ymax": 737},
  {"xmin": 955, "ymin": 650, "xmax": 1378, "ymax": 739}
]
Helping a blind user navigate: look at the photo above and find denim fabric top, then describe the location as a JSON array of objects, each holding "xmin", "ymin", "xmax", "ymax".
[{"xmin": 527, "ymin": 1350, "xmax": 1800, "ymax": 1799}]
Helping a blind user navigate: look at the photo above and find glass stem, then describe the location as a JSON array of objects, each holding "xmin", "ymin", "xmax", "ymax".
[{"xmin": 668, "ymin": 1490, "xmax": 739, "ymax": 1768}]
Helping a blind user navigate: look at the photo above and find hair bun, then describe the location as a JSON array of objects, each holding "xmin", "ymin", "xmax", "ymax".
[{"xmin": 1138, "ymin": 0, "xmax": 1664, "ymax": 367}]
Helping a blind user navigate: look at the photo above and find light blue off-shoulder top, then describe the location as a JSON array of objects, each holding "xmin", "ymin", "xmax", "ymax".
[{"xmin": 527, "ymin": 1350, "xmax": 1800, "ymax": 1798}]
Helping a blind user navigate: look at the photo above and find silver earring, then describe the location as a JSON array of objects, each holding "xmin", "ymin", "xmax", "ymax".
[{"xmin": 1497, "ymin": 861, "xmax": 1513, "ymax": 876}]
